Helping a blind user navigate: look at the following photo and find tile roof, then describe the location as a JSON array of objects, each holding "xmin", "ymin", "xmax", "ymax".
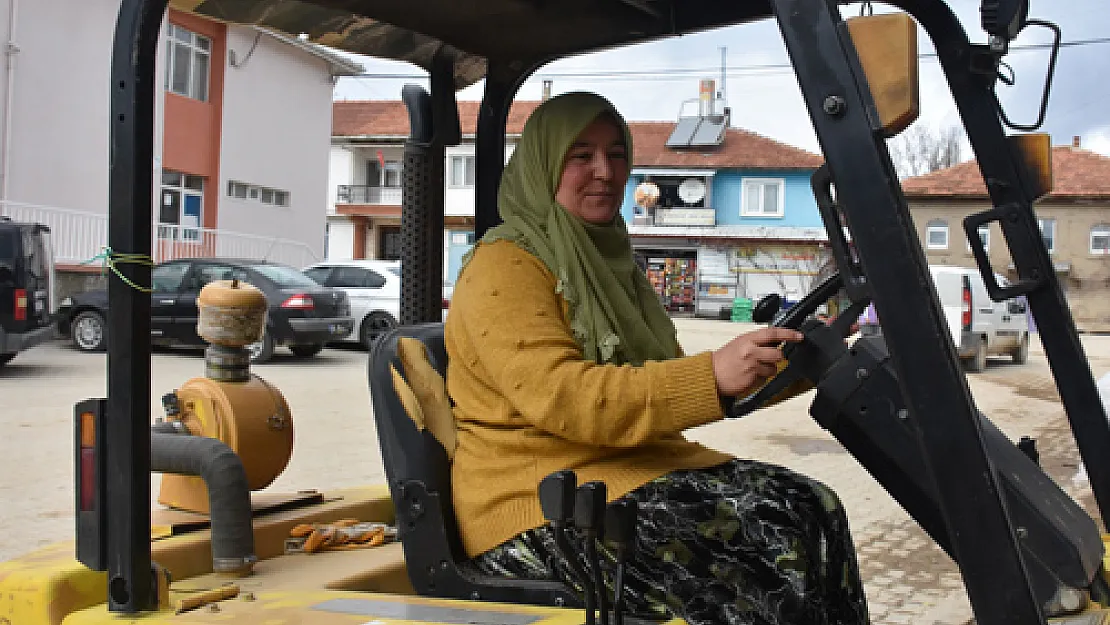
[
  {"xmin": 334, "ymin": 101, "xmax": 822, "ymax": 170},
  {"xmin": 333, "ymin": 100, "xmax": 542, "ymax": 138},
  {"xmin": 901, "ymin": 146, "xmax": 1110, "ymax": 200},
  {"xmin": 627, "ymin": 122, "xmax": 822, "ymax": 170}
]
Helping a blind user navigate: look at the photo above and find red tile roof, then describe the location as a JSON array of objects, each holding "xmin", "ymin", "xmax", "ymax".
[
  {"xmin": 901, "ymin": 146, "xmax": 1110, "ymax": 200},
  {"xmin": 627, "ymin": 121, "xmax": 822, "ymax": 170},
  {"xmin": 333, "ymin": 100, "xmax": 542, "ymax": 138},
  {"xmin": 333, "ymin": 101, "xmax": 822, "ymax": 170}
]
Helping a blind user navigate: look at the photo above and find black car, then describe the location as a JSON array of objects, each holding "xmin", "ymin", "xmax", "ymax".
[
  {"xmin": 57, "ymin": 258, "xmax": 353, "ymax": 363},
  {"xmin": 0, "ymin": 217, "xmax": 55, "ymax": 367}
]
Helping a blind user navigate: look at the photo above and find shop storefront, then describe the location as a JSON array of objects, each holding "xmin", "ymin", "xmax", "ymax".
[{"xmin": 632, "ymin": 237, "xmax": 831, "ymax": 318}]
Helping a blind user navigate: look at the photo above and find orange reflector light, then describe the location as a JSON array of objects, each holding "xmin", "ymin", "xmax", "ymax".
[{"xmin": 80, "ymin": 412, "xmax": 97, "ymax": 448}]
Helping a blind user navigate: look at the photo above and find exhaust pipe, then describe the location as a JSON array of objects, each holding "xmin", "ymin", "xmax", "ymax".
[{"xmin": 150, "ymin": 431, "xmax": 256, "ymax": 575}]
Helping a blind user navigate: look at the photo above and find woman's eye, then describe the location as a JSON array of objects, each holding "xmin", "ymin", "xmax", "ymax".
[
  {"xmin": 609, "ymin": 150, "xmax": 628, "ymax": 160},
  {"xmin": 569, "ymin": 152, "xmax": 591, "ymax": 161}
]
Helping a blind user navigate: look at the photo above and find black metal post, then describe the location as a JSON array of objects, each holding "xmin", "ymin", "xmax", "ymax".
[
  {"xmin": 766, "ymin": 1, "xmax": 1042, "ymax": 623},
  {"xmin": 107, "ymin": 0, "xmax": 166, "ymax": 613},
  {"xmin": 891, "ymin": 0, "xmax": 1110, "ymax": 530},
  {"xmin": 400, "ymin": 48, "xmax": 457, "ymax": 325},
  {"xmin": 474, "ymin": 61, "xmax": 541, "ymax": 239}
]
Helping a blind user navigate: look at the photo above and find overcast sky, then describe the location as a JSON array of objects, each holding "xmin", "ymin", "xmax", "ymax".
[{"xmin": 331, "ymin": 1, "xmax": 1109, "ymax": 157}]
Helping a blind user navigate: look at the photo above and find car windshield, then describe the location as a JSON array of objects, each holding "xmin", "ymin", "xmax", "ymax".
[
  {"xmin": 251, "ymin": 263, "xmax": 321, "ymax": 288},
  {"xmin": 388, "ymin": 267, "xmax": 400, "ymax": 276}
]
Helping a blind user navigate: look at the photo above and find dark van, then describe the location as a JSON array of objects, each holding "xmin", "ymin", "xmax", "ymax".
[{"xmin": 0, "ymin": 217, "xmax": 55, "ymax": 366}]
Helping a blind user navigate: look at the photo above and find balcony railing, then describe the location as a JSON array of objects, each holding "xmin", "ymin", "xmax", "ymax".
[
  {"xmin": 336, "ymin": 185, "xmax": 403, "ymax": 205},
  {"xmin": 2, "ymin": 201, "xmax": 319, "ymax": 269}
]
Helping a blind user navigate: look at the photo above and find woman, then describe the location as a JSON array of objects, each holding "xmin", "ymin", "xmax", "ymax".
[{"xmin": 444, "ymin": 92, "xmax": 868, "ymax": 625}]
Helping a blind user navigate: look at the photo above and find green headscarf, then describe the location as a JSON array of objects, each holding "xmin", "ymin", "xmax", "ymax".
[{"xmin": 472, "ymin": 92, "xmax": 680, "ymax": 365}]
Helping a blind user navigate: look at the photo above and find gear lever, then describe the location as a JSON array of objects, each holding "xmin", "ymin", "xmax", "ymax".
[
  {"xmin": 539, "ymin": 470, "xmax": 595, "ymax": 623},
  {"xmin": 576, "ymin": 481, "xmax": 609, "ymax": 625},
  {"xmin": 604, "ymin": 498, "xmax": 638, "ymax": 625}
]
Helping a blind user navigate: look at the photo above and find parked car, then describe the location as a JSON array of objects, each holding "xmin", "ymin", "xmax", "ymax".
[
  {"xmin": 303, "ymin": 260, "xmax": 401, "ymax": 349},
  {"xmin": 857, "ymin": 265, "xmax": 1030, "ymax": 372},
  {"xmin": 303, "ymin": 259, "xmax": 453, "ymax": 349},
  {"xmin": 0, "ymin": 217, "xmax": 55, "ymax": 367},
  {"xmin": 57, "ymin": 258, "xmax": 353, "ymax": 363}
]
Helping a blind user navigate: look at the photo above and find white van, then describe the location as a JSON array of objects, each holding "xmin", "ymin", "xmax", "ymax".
[{"xmin": 858, "ymin": 265, "xmax": 1031, "ymax": 372}]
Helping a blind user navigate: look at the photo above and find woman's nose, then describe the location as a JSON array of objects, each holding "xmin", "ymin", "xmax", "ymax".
[{"xmin": 592, "ymin": 153, "xmax": 613, "ymax": 180}]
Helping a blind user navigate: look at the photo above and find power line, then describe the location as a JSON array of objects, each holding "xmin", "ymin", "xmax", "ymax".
[{"xmin": 339, "ymin": 36, "xmax": 1110, "ymax": 82}]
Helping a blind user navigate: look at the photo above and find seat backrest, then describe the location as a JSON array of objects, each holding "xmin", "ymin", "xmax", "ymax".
[{"xmin": 368, "ymin": 323, "xmax": 578, "ymax": 607}]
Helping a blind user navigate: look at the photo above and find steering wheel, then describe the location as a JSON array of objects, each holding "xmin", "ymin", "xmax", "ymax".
[{"xmin": 726, "ymin": 272, "xmax": 871, "ymax": 418}]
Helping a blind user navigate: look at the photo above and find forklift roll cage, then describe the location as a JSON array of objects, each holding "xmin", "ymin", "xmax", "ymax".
[{"xmin": 103, "ymin": 0, "xmax": 1109, "ymax": 623}]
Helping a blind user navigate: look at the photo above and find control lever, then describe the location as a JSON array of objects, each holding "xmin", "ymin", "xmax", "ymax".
[
  {"xmin": 575, "ymin": 481, "xmax": 609, "ymax": 625},
  {"xmin": 604, "ymin": 498, "xmax": 638, "ymax": 625},
  {"xmin": 538, "ymin": 471, "xmax": 595, "ymax": 620}
]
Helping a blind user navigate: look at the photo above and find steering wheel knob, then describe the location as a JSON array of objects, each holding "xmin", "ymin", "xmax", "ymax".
[{"xmin": 752, "ymin": 293, "xmax": 783, "ymax": 323}]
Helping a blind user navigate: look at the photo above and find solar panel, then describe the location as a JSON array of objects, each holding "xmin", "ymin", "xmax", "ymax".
[
  {"xmin": 689, "ymin": 115, "xmax": 727, "ymax": 147},
  {"xmin": 665, "ymin": 117, "xmax": 702, "ymax": 148}
]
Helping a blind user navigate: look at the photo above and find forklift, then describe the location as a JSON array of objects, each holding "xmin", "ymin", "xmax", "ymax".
[{"xmin": 1, "ymin": 0, "xmax": 1107, "ymax": 624}]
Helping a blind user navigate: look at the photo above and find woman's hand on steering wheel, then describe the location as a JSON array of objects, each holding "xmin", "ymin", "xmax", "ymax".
[{"xmin": 711, "ymin": 327, "xmax": 804, "ymax": 397}]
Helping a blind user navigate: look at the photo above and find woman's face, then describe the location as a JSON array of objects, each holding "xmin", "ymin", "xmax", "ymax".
[{"xmin": 554, "ymin": 116, "xmax": 630, "ymax": 225}]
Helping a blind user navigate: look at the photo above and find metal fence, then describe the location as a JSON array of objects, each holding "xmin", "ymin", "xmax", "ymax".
[{"xmin": 2, "ymin": 201, "xmax": 320, "ymax": 269}]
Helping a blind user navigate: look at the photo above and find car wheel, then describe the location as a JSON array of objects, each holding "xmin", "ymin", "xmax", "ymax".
[
  {"xmin": 289, "ymin": 343, "xmax": 324, "ymax": 359},
  {"xmin": 247, "ymin": 331, "xmax": 275, "ymax": 364},
  {"xmin": 1011, "ymin": 332, "xmax": 1030, "ymax": 364},
  {"xmin": 360, "ymin": 311, "xmax": 397, "ymax": 350},
  {"xmin": 964, "ymin": 336, "xmax": 988, "ymax": 373},
  {"xmin": 72, "ymin": 310, "xmax": 107, "ymax": 352}
]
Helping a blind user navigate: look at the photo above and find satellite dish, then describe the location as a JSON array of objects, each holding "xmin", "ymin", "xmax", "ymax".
[
  {"xmin": 634, "ymin": 181, "xmax": 661, "ymax": 209},
  {"xmin": 677, "ymin": 178, "xmax": 706, "ymax": 205}
]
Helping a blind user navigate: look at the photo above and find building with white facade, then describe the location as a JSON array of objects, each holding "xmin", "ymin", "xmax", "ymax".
[{"xmin": 0, "ymin": 1, "xmax": 360, "ymax": 294}]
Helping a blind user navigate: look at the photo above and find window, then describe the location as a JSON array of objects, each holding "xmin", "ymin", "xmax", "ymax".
[
  {"xmin": 740, "ymin": 178, "xmax": 784, "ymax": 218},
  {"xmin": 152, "ymin": 262, "xmax": 191, "ymax": 292},
  {"xmin": 926, "ymin": 219, "xmax": 948, "ymax": 250},
  {"xmin": 227, "ymin": 181, "xmax": 248, "ymax": 199},
  {"xmin": 303, "ymin": 266, "xmax": 331, "ymax": 285},
  {"xmin": 250, "ymin": 264, "xmax": 320, "ymax": 288},
  {"xmin": 449, "ymin": 155, "xmax": 476, "ymax": 187},
  {"xmin": 379, "ymin": 226, "xmax": 402, "ymax": 261},
  {"xmin": 331, "ymin": 267, "xmax": 387, "ymax": 289},
  {"xmin": 228, "ymin": 180, "xmax": 290, "ymax": 207},
  {"xmin": 192, "ymin": 264, "xmax": 248, "ymax": 289},
  {"xmin": 1092, "ymin": 224, "xmax": 1110, "ymax": 255},
  {"xmin": 159, "ymin": 170, "xmax": 204, "ymax": 240},
  {"xmin": 967, "ymin": 224, "xmax": 989, "ymax": 252},
  {"xmin": 1038, "ymin": 218, "xmax": 1056, "ymax": 254},
  {"xmin": 383, "ymin": 161, "xmax": 402, "ymax": 187},
  {"xmin": 165, "ymin": 24, "xmax": 210, "ymax": 101}
]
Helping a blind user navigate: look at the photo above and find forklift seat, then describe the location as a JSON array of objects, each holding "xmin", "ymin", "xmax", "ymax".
[{"xmin": 368, "ymin": 323, "xmax": 580, "ymax": 607}]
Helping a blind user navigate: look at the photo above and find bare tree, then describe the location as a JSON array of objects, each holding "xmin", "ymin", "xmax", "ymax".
[{"xmin": 888, "ymin": 123, "xmax": 965, "ymax": 178}]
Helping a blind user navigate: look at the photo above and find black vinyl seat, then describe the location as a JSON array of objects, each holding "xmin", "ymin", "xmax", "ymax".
[{"xmin": 368, "ymin": 322, "xmax": 580, "ymax": 607}]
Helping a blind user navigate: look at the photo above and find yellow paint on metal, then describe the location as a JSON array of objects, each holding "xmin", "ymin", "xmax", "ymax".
[
  {"xmin": 0, "ymin": 542, "xmax": 106, "ymax": 625},
  {"xmin": 1009, "ymin": 133, "xmax": 1054, "ymax": 200},
  {"xmin": 159, "ymin": 374, "xmax": 294, "ymax": 514}
]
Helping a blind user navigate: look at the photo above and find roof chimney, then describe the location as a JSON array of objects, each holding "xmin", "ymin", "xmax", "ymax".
[
  {"xmin": 1073, "ymin": 135, "xmax": 1081, "ymax": 148},
  {"xmin": 542, "ymin": 80, "xmax": 553, "ymax": 102}
]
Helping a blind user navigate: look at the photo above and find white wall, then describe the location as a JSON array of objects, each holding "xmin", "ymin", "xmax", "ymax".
[
  {"xmin": 217, "ymin": 27, "xmax": 335, "ymax": 259},
  {"xmin": 1, "ymin": 0, "xmax": 122, "ymax": 213},
  {"xmin": 326, "ymin": 217, "xmax": 355, "ymax": 260},
  {"xmin": 327, "ymin": 145, "xmax": 354, "ymax": 215}
]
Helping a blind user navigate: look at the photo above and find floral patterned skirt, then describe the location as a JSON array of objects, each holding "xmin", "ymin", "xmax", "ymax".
[{"xmin": 470, "ymin": 459, "xmax": 869, "ymax": 625}]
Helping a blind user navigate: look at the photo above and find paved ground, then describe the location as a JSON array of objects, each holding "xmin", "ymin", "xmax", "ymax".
[{"xmin": 2, "ymin": 321, "xmax": 1108, "ymax": 624}]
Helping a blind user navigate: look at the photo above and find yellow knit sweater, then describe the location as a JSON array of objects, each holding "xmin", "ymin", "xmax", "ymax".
[{"xmin": 445, "ymin": 240, "xmax": 733, "ymax": 557}]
